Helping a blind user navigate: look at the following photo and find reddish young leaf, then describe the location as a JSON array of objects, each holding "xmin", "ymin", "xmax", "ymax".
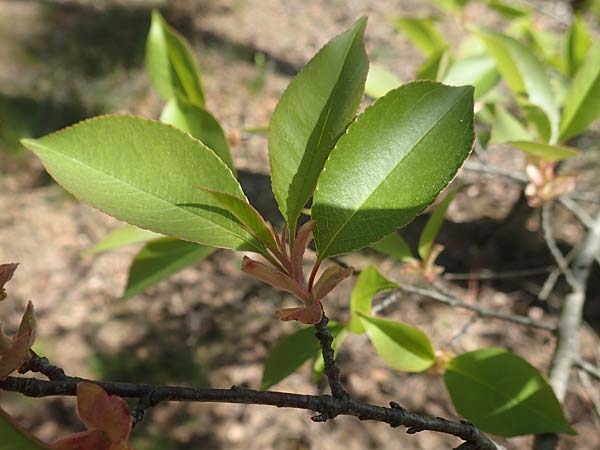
[
  {"xmin": 52, "ymin": 383, "xmax": 132, "ymax": 450},
  {"xmin": 0, "ymin": 263, "xmax": 18, "ymax": 301},
  {"xmin": 276, "ymin": 301, "xmax": 323, "ymax": 325},
  {"xmin": 241, "ymin": 256, "xmax": 311, "ymax": 303},
  {"xmin": 312, "ymin": 266, "xmax": 353, "ymax": 301},
  {"xmin": 0, "ymin": 301, "xmax": 37, "ymax": 380},
  {"xmin": 291, "ymin": 221, "xmax": 315, "ymax": 283}
]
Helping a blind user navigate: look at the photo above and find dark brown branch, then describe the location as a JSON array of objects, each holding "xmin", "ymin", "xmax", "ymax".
[
  {"xmin": 314, "ymin": 313, "xmax": 349, "ymax": 402},
  {"xmin": 0, "ymin": 375, "xmax": 500, "ymax": 450}
]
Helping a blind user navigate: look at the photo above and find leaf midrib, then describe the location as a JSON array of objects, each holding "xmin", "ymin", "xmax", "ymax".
[
  {"xmin": 318, "ymin": 86, "xmax": 470, "ymax": 258},
  {"xmin": 31, "ymin": 142, "xmax": 264, "ymax": 253}
]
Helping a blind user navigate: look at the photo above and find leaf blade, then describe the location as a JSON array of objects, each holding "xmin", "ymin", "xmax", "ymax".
[
  {"xmin": 268, "ymin": 17, "xmax": 369, "ymax": 233},
  {"xmin": 359, "ymin": 313, "xmax": 436, "ymax": 372},
  {"xmin": 418, "ymin": 188, "xmax": 457, "ymax": 260},
  {"xmin": 313, "ymin": 81, "xmax": 474, "ymax": 259},
  {"xmin": 509, "ymin": 141, "xmax": 580, "ymax": 162},
  {"xmin": 84, "ymin": 224, "xmax": 162, "ymax": 256},
  {"xmin": 0, "ymin": 407, "xmax": 52, "ymax": 450},
  {"xmin": 21, "ymin": 115, "xmax": 263, "ymax": 253},
  {"xmin": 445, "ymin": 348, "xmax": 575, "ymax": 436}
]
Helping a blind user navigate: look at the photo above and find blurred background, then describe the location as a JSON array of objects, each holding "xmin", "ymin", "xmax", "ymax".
[{"xmin": 1, "ymin": 1, "xmax": 600, "ymax": 449}]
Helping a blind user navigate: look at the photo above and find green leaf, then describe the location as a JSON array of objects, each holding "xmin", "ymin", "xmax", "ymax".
[
  {"xmin": 509, "ymin": 141, "xmax": 580, "ymax": 162},
  {"xmin": 313, "ymin": 81, "xmax": 474, "ymax": 260},
  {"xmin": 416, "ymin": 48, "xmax": 451, "ymax": 81},
  {"xmin": 487, "ymin": 0, "xmax": 531, "ymax": 18},
  {"xmin": 160, "ymin": 98, "xmax": 235, "ymax": 172},
  {"xmin": 146, "ymin": 10, "xmax": 205, "ymax": 106},
  {"xmin": 418, "ymin": 188, "xmax": 457, "ymax": 259},
  {"xmin": 442, "ymin": 54, "xmax": 500, "ymax": 100},
  {"xmin": 198, "ymin": 187, "xmax": 278, "ymax": 252},
  {"xmin": 391, "ymin": 17, "xmax": 446, "ymax": 57},
  {"xmin": 365, "ymin": 64, "xmax": 401, "ymax": 99},
  {"xmin": 358, "ymin": 313, "xmax": 436, "ymax": 372},
  {"xmin": 348, "ymin": 266, "xmax": 397, "ymax": 334},
  {"xmin": 370, "ymin": 232, "xmax": 414, "ymax": 262},
  {"xmin": 312, "ymin": 324, "xmax": 347, "ymax": 382},
  {"xmin": 84, "ymin": 224, "xmax": 162, "ymax": 255},
  {"xmin": 123, "ymin": 237, "xmax": 215, "ymax": 299},
  {"xmin": 564, "ymin": 15, "xmax": 592, "ymax": 77},
  {"xmin": 269, "ymin": 17, "xmax": 368, "ymax": 235},
  {"xmin": 0, "ymin": 408, "xmax": 52, "ymax": 450},
  {"xmin": 478, "ymin": 29, "xmax": 559, "ymax": 142},
  {"xmin": 490, "ymin": 105, "xmax": 533, "ymax": 144},
  {"xmin": 559, "ymin": 41, "xmax": 600, "ymax": 141},
  {"xmin": 445, "ymin": 348, "xmax": 576, "ymax": 436},
  {"xmin": 21, "ymin": 115, "xmax": 264, "ymax": 253}
]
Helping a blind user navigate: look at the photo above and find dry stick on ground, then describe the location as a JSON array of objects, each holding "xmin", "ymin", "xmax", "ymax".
[
  {"xmin": 374, "ymin": 283, "xmax": 557, "ymax": 332},
  {"xmin": 533, "ymin": 208, "xmax": 600, "ymax": 450},
  {"xmin": 0, "ymin": 312, "xmax": 502, "ymax": 450}
]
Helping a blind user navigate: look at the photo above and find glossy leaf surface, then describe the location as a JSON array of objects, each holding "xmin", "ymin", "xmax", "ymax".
[
  {"xmin": 22, "ymin": 116, "xmax": 264, "ymax": 253},
  {"xmin": 160, "ymin": 98, "xmax": 234, "ymax": 172},
  {"xmin": 123, "ymin": 238, "xmax": 215, "ymax": 299},
  {"xmin": 559, "ymin": 41, "xmax": 600, "ymax": 141},
  {"xmin": 445, "ymin": 348, "xmax": 575, "ymax": 436},
  {"xmin": 348, "ymin": 266, "xmax": 397, "ymax": 334},
  {"xmin": 359, "ymin": 313, "xmax": 435, "ymax": 372},
  {"xmin": 145, "ymin": 10, "xmax": 204, "ymax": 105},
  {"xmin": 313, "ymin": 81, "xmax": 474, "ymax": 259},
  {"xmin": 269, "ymin": 18, "xmax": 368, "ymax": 233}
]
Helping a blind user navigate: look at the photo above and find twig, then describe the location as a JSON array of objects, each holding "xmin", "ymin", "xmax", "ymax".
[
  {"xmin": 541, "ymin": 202, "xmax": 579, "ymax": 291},
  {"xmin": 558, "ymin": 196, "xmax": 596, "ymax": 230},
  {"xmin": 576, "ymin": 359, "xmax": 600, "ymax": 382},
  {"xmin": 314, "ymin": 313, "xmax": 349, "ymax": 403},
  {"xmin": 443, "ymin": 266, "xmax": 553, "ymax": 281},
  {"xmin": 384, "ymin": 284, "xmax": 556, "ymax": 332},
  {"xmin": 577, "ymin": 369, "xmax": 600, "ymax": 421},
  {"xmin": 533, "ymin": 210, "xmax": 600, "ymax": 450},
  {"xmin": 0, "ymin": 370, "xmax": 501, "ymax": 450}
]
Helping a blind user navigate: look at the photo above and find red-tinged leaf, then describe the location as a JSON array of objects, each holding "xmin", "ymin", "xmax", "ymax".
[
  {"xmin": 276, "ymin": 301, "xmax": 323, "ymax": 325},
  {"xmin": 291, "ymin": 221, "xmax": 315, "ymax": 282},
  {"xmin": 0, "ymin": 301, "xmax": 37, "ymax": 380},
  {"xmin": 76, "ymin": 383, "xmax": 131, "ymax": 444},
  {"xmin": 53, "ymin": 430, "xmax": 113, "ymax": 450},
  {"xmin": 241, "ymin": 256, "xmax": 311, "ymax": 303},
  {"xmin": 0, "ymin": 263, "xmax": 18, "ymax": 301},
  {"xmin": 312, "ymin": 266, "xmax": 353, "ymax": 301}
]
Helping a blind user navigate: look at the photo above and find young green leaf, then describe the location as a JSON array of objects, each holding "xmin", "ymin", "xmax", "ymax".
[
  {"xmin": 442, "ymin": 54, "xmax": 500, "ymax": 100},
  {"xmin": 312, "ymin": 324, "xmax": 347, "ymax": 382},
  {"xmin": 564, "ymin": 15, "xmax": 592, "ymax": 77},
  {"xmin": 146, "ymin": 10, "xmax": 205, "ymax": 105},
  {"xmin": 160, "ymin": 98, "xmax": 235, "ymax": 172},
  {"xmin": 445, "ymin": 348, "xmax": 575, "ymax": 436},
  {"xmin": 261, "ymin": 325, "xmax": 328, "ymax": 390},
  {"xmin": 478, "ymin": 29, "xmax": 559, "ymax": 142},
  {"xmin": 559, "ymin": 41, "xmax": 600, "ymax": 141},
  {"xmin": 416, "ymin": 48, "xmax": 451, "ymax": 81},
  {"xmin": 313, "ymin": 81, "xmax": 474, "ymax": 260},
  {"xmin": 84, "ymin": 224, "xmax": 162, "ymax": 256},
  {"xmin": 348, "ymin": 266, "xmax": 397, "ymax": 334},
  {"xmin": 358, "ymin": 313, "xmax": 436, "ymax": 372},
  {"xmin": 269, "ymin": 17, "xmax": 368, "ymax": 235},
  {"xmin": 487, "ymin": 0, "xmax": 531, "ymax": 18},
  {"xmin": 418, "ymin": 188, "xmax": 457, "ymax": 260},
  {"xmin": 365, "ymin": 64, "xmax": 402, "ymax": 99},
  {"xmin": 370, "ymin": 232, "xmax": 414, "ymax": 262},
  {"xmin": 197, "ymin": 188, "xmax": 278, "ymax": 252},
  {"xmin": 123, "ymin": 238, "xmax": 215, "ymax": 299},
  {"xmin": 509, "ymin": 141, "xmax": 580, "ymax": 162},
  {"xmin": 490, "ymin": 104, "xmax": 533, "ymax": 144},
  {"xmin": 21, "ymin": 116, "xmax": 264, "ymax": 253},
  {"xmin": 0, "ymin": 407, "xmax": 52, "ymax": 450},
  {"xmin": 391, "ymin": 17, "xmax": 446, "ymax": 57}
]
